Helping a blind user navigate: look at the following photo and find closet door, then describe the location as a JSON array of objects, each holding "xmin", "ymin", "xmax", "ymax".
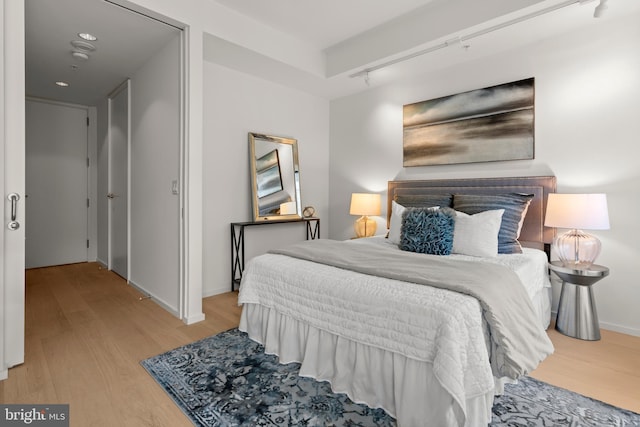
[{"xmin": 129, "ymin": 35, "xmax": 181, "ymax": 314}]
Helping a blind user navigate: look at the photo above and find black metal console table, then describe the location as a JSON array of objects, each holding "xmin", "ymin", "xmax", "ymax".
[{"xmin": 230, "ymin": 218, "xmax": 320, "ymax": 291}]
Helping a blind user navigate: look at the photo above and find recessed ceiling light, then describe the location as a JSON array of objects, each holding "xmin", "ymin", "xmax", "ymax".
[
  {"xmin": 71, "ymin": 40, "xmax": 96, "ymax": 52},
  {"xmin": 78, "ymin": 32, "xmax": 97, "ymax": 41},
  {"xmin": 71, "ymin": 51, "xmax": 90, "ymax": 61},
  {"xmin": 55, "ymin": 81, "xmax": 69, "ymax": 87}
]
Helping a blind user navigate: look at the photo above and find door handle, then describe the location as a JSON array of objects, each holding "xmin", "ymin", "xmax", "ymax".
[
  {"xmin": 7, "ymin": 193, "xmax": 20, "ymax": 230},
  {"xmin": 107, "ymin": 192, "xmax": 118, "ymax": 199}
]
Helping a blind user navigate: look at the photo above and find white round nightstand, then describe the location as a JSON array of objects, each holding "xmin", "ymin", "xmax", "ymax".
[{"xmin": 549, "ymin": 261, "xmax": 609, "ymax": 341}]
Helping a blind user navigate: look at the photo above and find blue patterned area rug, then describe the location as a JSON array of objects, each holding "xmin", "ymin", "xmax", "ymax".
[{"xmin": 141, "ymin": 328, "xmax": 640, "ymax": 426}]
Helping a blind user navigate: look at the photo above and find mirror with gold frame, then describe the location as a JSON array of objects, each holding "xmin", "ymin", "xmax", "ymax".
[{"xmin": 249, "ymin": 132, "xmax": 301, "ymax": 221}]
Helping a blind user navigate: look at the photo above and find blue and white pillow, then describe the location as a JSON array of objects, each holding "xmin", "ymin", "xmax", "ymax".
[
  {"xmin": 399, "ymin": 207, "xmax": 455, "ymax": 255},
  {"xmin": 453, "ymin": 193, "xmax": 533, "ymax": 254},
  {"xmin": 394, "ymin": 194, "xmax": 453, "ymax": 209},
  {"xmin": 388, "ymin": 196, "xmax": 450, "ymax": 245}
]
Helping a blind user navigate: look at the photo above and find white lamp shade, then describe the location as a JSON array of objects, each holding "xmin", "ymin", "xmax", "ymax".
[
  {"xmin": 350, "ymin": 193, "xmax": 381, "ymax": 238},
  {"xmin": 544, "ymin": 193, "xmax": 609, "ymax": 230},
  {"xmin": 349, "ymin": 193, "xmax": 381, "ymax": 216}
]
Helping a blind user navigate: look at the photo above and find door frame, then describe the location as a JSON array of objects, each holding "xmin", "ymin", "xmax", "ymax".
[
  {"xmin": 25, "ymin": 98, "xmax": 96, "ymax": 269},
  {"xmin": 110, "ymin": 1, "xmax": 203, "ymax": 325},
  {"xmin": 107, "ymin": 80, "xmax": 131, "ymax": 279},
  {"xmin": 102, "ymin": 4, "xmax": 193, "ymax": 322},
  {"xmin": 2, "ymin": 0, "xmax": 203, "ymax": 381},
  {"xmin": 1, "ymin": 0, "xmax": 26, "ymax": 379},
  {"xmin": 102, "ymin": 5, "xmax": 194, "ymax": 322}
]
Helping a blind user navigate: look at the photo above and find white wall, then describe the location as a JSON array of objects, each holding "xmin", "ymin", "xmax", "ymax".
[
  {"xmin": 129, "ymin": 35, "xmax": 182, "ymax": 314},
  {"xmin": 329, "ymin": 13, "xmax": 640, "ymax": 336},
  {"xmin": 202, "ymin": 61, "xmax": 330, "ymax": 296},
  {"xmin": 121, "ymin": 0, "xmax": 325, "ymax": 322}
]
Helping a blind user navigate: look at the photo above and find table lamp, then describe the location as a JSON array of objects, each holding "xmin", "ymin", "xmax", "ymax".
[
  {"xmin": 544, "ymin": 193, "xmax": 609, "ymax": 269},
  {"xmin": 350, "ymin": 193, "xmax": 381, "ymax": 238},
  {"xmin": 279, "ymin": 201, "xmax": 297, "ymax": 215}
]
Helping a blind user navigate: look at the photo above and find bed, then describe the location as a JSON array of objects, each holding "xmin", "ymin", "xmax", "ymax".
[{"xmin": 238, "ymin": 176, "xmax": 556, "ymax": 427}]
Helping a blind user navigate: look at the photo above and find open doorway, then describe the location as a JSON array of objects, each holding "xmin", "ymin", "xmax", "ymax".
[{"xmin": 25, "ymin": 0, "xmax": 184, "ymax": 314}]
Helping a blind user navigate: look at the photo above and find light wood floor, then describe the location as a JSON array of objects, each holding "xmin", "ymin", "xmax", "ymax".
[{"xmin": 1, "ymin": 262, "xmax": 638, "ymax": 426}]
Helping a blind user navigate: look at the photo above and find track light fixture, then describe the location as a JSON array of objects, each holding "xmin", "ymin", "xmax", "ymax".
[
  {"xmin": 350, "ymin": 0, "xmax": 608, "ymax": 82},
  {"xmin": 446, "ymin": 36, "xmax": 471, "ymax": 51},
  {"xmin": 593, "ymin": 0, "xmax": 608, "ymax": 17}
]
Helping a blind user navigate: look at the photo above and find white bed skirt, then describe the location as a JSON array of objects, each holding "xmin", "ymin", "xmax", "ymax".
[
  {"xmin": 533, "ymin": 285, "xmax": 552, "ymax": 330},
  {"xmin": 239, "ymin": 303, "xmax": 495, "ymax": 427}
]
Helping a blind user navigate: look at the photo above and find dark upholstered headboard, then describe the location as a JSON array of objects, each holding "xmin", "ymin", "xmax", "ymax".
[{"xmin": 387, "ymin": 176, "xmax": 557, "ymax": 249}]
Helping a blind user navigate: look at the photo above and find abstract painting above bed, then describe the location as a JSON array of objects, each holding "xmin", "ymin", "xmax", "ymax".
[{"xmin": 403, "ymin": 78, "xmax": 535, "ymax": 166}]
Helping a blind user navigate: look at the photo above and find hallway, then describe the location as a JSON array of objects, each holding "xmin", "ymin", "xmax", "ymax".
[{"xmin": 1, "ymin": 263, "xmax": 240, "ymax": 426}]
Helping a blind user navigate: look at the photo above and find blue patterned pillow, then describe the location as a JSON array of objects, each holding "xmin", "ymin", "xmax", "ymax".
[
  {"xmin": 399, "ymin": 207, "xmax": 455, "ymax": 255},
  {"xmin": 453, "ymin": 193, "xmax": 534, "ymax": 254}
]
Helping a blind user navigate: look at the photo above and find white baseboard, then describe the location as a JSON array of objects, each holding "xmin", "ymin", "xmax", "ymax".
[
  {"xmin": 127, "ymin": 279, "xmax": 179, "ymax": 318},
  {"xmin": 183, "ymin": 313, "xmax": 206, "ymax": 325},
  {"xmin": 203, "ymin": 285, "xmax": 232, "ymax": 298},
  {"xmin": 127, "ymin": 279, "xmax": 206, "ymax": 325},
  {"xmin": 550, "ymin": 310, "xmax": 640, "ymax": 337},
  {"xmin": 599, "ymin": 320, "xmax": 640, "ymax": 337}
]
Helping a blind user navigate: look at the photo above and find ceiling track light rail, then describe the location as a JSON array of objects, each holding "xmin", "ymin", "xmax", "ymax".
[{"xmin": 350, "ymin": 0, "xmax": 605, "ymax": 80}]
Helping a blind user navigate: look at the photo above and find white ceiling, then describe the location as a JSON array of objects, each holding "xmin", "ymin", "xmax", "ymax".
[
  {"xmin": 25, "ymin": 0, "xmax": 180, "ymax": 106},
  {"xmin": 25, "ymin": 0, "xmax": 640, "ymax": 105},
  {"xmin": 204, "ymin": 0, "xmax": 640, "ymax": 99},
  {"xmin": 212, "ymin": 0, "xmax": 437, "ymax": 50}
]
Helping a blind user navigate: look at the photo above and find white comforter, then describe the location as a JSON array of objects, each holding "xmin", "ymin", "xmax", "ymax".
[{"xmin": 238, "ymin": 237, "xmax": 551, "ymax": 426}]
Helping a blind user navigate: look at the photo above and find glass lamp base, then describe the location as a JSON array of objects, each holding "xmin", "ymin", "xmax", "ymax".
[
  {"xmin": 354, "ymin": 215, "xmax": 377, "ymax": 238},
  {"xmin": 554, "ymin": 229, "xmax": 601, "ymax": 269}
]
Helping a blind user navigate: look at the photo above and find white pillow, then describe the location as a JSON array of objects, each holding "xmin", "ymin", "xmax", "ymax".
[
  {"xmin": 452, "ymin": 209, "xmax": 504, "ymax": 257},
  {"xmin": 387, "ymin": 200, "xmax": 405, "ymax": 245}
]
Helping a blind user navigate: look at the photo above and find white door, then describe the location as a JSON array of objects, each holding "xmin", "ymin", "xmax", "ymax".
[
  {"xmin": 25, "ymin": 100, "xmax": 89, "ymax": 268},
  {"xmin": 109, "ymin": 82, "xmax": 129, "ymax": 279},
  {"xmin": 1, "ymin": 0, "xmax": 26, "ymax": 379}
]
